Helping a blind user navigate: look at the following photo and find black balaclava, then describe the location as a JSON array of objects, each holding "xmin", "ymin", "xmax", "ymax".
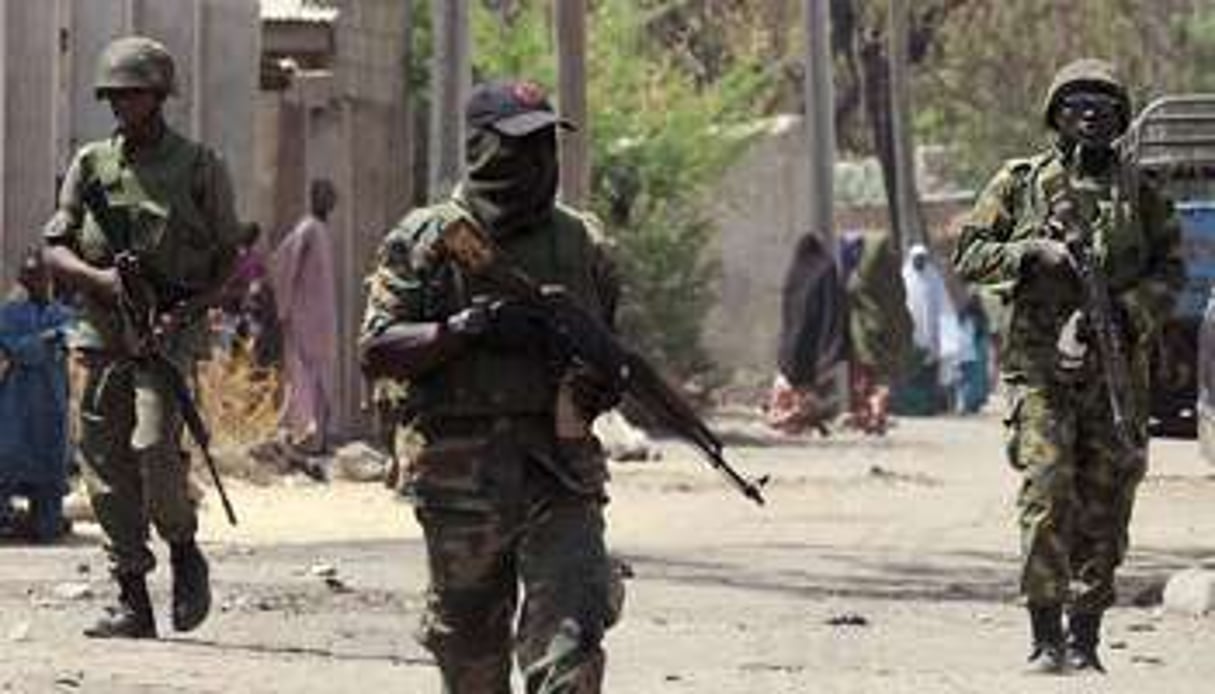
[{"xmin": 463, "ymin": 125, "xmax": 559, "ymax": 238}]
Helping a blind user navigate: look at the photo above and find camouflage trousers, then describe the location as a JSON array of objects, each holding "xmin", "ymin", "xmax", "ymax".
[
  {"xmin": 410, "ymin": 416, "xmax": 619, "ymax": 694},
  {"xmin": 1003, "ymin": 379, "xmax": 1147, "ymax": 613},
  {"xmin": 78, "ymin": 352, "xmax": 197, "ymax": 576}
]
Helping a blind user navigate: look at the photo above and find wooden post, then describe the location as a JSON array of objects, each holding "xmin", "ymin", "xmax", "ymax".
[
  {"xmin": 190, "ymin": 0, "xmax": 205, "ymax": 140},
  {"xmin": 429, "ymin": 0, "xmax": 469, "ymax": 200},
  {"xmin": 399, "ymin": 0, "xmax": 413, "ymax": 211},
  {"xmin": 51, "ymin": 0, "xmax": 74, "ymax": 176},
  {"xmin": 888, "ymin": 0, "xmax": 923, "ymax": 252},
  {"xmin": 803, "ymin": 0, "xmax": 835, "ymax": 251},
  {"xmin": 555, "ymin": 0, "xmax": 589, "ymax": 207},
  {"xmin": 123, "ymin": 0, "xmax": 141, "ymax": 33}
]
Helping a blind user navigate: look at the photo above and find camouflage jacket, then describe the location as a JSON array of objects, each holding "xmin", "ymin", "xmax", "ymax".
[
  {"xmin": 360, "ymin": 196, "xmax": 618, "ymax": 420},
  {"xmin": 952, "ymin": 146, "xmax": 1185, "ymax": 383},
  {"xmin": 44, "ymin": 128, "xmax": 241, "ymax": 356}
]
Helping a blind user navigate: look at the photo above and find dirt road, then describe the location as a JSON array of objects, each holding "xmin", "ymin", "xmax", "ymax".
[{"xmin": 2, "ymin": 412, "xmax": 1213, "ymax": 693}]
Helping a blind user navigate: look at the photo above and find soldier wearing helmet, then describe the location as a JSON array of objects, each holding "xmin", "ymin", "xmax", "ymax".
[
  {"xmin": 42, "ymin": 36, "xmax": 242, "ymax": 640},
  {"xmin": 954, "ymin": 60, "xmax": 1185, "ymax": 674}
]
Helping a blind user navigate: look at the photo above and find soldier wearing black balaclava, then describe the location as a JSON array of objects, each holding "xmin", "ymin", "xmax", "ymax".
[{"xmin": 358, "ymin": 81, "xmax": 623, "ymax": 693}]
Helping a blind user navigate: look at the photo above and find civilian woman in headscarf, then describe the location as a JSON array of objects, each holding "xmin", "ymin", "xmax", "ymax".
[
  {"xmin": 767, "ymin": 232, "xmax": 847, "ymax": 434},
  {"xmin": 839, "ymin": 231, "xmax": 914, "ymax": 434}
]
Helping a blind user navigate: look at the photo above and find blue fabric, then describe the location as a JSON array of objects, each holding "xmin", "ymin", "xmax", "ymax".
[
  {"xmin": 890, "ymin": 351, "xmax": 949, "ymax": 416},
  {"xmin": 0, "ymin": 299, "xmax": 72, "ymax": 493},
  {"xmin": 957, "ymin": 328, "xmax": 991, "ymax": 414}
]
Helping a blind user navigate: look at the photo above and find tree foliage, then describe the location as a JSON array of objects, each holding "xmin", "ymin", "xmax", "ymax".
[
  {"xmin": 921, "ymin": 0, "xmax": 1215, "ymax": 182},
  {"xmin": 431, "ymin": 0, "xmax": 1215, "ymax": 376},
  {"xmin": 472, "ymin": 0, "xmax": 774, "ymax": 376}
]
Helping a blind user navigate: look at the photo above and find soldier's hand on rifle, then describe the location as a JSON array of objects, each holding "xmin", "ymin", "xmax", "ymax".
[
  {"xmin": 1046, "ymin": 195, "xmax": 1082, "ymax": 235},
  {"xmin": 565, "ymin": 362, "xmax": 622, "ymax": 418},
  {"xmin": 1021, "ymin": 238, "xmax": 1075, "ymax": 275},
  {"xmin": 445, "ymin": 298, "xmax": 547, "ymax": 353}
]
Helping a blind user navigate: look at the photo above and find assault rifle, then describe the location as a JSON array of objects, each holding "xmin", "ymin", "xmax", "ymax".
[
  {"xmin": 432, "ymin": 216, "xmax": 769, "ymax": 506},
  {"xmin": 80, "ymin": 179, "xmax": 239, "ymax": 526},
  {"xmin": 1052, "ymin": 183, "xmax": 1144, "ymax": 469}
]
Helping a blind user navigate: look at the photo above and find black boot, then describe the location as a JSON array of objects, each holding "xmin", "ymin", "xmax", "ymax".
[
  {"xmin": 170, "ymin": 540, "xmax": 211, "ymax": 632},
  {"xmin": 1067, "ymin": 612, "xmax": 1106, "ymax": 673},
  {"xmin": 1026, "ymin": 605, "xmax": 1067, "ymax": 674},
  {"xmin": 83, "ymin": 573, "xmax": 157, "ymax": 639}
]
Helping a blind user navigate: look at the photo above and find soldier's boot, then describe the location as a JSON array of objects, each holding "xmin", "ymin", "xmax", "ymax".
[
  {"xmin": 170, "ymin": 540, "xmax": 211, "ymax": 632},
  {"xmin": 1066, "ymin": 612, "xmax": 1106, "ymax": 673},
  {"xmin": 1025, "ymin": 605, "xmax": 1067, "ymax": 674},
  {"xmin": 83, "ymin": 573, "xmax": 157, "ymax": 639}
]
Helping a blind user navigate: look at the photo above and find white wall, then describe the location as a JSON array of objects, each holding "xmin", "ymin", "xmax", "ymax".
[{"xmin": 702, "ymin": 116, "xmax": 814, "ymax": 384}]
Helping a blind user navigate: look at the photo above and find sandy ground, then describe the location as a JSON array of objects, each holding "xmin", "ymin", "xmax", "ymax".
[{"xmin": 2, "ymin": 411, "xmax": 1214, "ymax": 693}]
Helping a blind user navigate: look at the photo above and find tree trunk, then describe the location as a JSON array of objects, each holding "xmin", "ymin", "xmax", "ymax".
[{"xmin": 860, "ymin": 33, "xmax": 900, "ymax": 247}]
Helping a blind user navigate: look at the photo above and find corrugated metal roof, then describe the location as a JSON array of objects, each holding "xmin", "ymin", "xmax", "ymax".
[{"xmin": 261, "ymin": 0, "xmax": 339, "ymax": 24}]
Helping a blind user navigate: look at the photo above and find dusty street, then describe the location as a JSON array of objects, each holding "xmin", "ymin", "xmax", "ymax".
[{"xmin": 2, "ymin": 411, "xmax": 1214, "ymax": 693}]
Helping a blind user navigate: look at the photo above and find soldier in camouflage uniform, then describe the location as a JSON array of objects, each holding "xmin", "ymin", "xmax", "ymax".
[
  {"xmin": 954, "ymin": 59, "xmax": 1185, "ymax": 673},
  {"xmin": 359, "ymin": 81, "xmax": 621, "ymax": 693},
  {"xmin": 43, "ymin": 36, "xmax": 242, "ymax": 639}
]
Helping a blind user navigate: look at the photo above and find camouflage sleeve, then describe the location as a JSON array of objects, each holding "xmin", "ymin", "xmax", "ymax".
[
  {"xmin": 1118, "ymin": 182, "xmax": 1186, "ymax": 338},
  {"xmin": 195, "ymin": 148, "xmax": 242, "ymax": 288},
  {"xmin": 952, "ymin": 161, "xmax": 1037, "ymax": 285},
  {"xmin": 43, "ymin": 149, "xmax": 88, "ymax": 248},
  {"xmin": 592, "ymin": 244, "xmax": 621, "ymax": 332},
  {"xmin": 359, "ymin": 212, "xmax": 434, "ymax": 345},
  {"xmin": 580, "ymin": 211, "xmax": 621, "ymax": 331}
]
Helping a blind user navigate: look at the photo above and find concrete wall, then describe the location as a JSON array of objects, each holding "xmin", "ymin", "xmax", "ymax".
[
  {"xmin": 257, "ymin": 0, "xmax": 411, "ymax": 436},
  {"xmin": 702, "ymin": 116, "xmax": 972, "ymax": 384},
  {"xmin": 67, "ymin": 0, "xmax": 259, "ymax": 215},
  {"xmin": 329, "ymin": 0, "xmax": 412, "ymax": 435},
  {"xmin": 703, "ymin": 117, "xmax": 817, "ymax": 385},
  {"xmin": 0, "ymin": 0, "xmax": 259, "ymax": 288},
  {"xmin": 0, "ymin": 1, "xmax": 58, "ymax": 285}
]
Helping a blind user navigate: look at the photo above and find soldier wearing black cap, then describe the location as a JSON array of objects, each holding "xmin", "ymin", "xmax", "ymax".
[{"xmin": 359, "ymin": 81, "xmax": 622, "ymax": 693}]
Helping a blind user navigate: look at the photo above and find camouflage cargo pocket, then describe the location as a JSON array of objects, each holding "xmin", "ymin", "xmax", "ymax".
[{"xmin": 407, "ymin": 437, "xmax": 496, "ymax": 512}]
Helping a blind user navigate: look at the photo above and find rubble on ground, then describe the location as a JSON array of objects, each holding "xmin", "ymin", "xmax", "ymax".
[
  {"xmin": 1163, "ymin": 568, "xmax": 1215, "ymax": 616},
  {"xmin": 595, "ymin": 410, "xmax": 660, "ymax": 463}
]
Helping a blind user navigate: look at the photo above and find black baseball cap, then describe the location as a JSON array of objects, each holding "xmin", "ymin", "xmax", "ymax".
[{"xmin": 466, "ymin": 80, "xmax": 575, "ymax": 136}]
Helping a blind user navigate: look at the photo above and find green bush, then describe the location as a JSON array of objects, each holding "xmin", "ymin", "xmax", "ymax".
[{"xmin": 471, "ymin": 0, "xmax": 772, "ymax": 378}]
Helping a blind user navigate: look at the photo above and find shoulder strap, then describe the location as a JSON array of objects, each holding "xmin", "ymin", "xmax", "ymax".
[{"xmin": 77, "ymin": 146, "xmax": 134, "ymax": 253}]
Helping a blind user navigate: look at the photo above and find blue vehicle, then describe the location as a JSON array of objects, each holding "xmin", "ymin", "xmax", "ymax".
[{"xmin": 1125, "ymin": 96, "xmax": 1215, "ymax": 444}]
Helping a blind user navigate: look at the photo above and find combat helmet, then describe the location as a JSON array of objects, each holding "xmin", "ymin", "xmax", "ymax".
[
  {"xmin": 1042, "ymin": 58, "xmax": 1131, "ymax": 132},
  {"xmin": 94, "ymin": 36, "xmax": 177, "ymax": 99}
]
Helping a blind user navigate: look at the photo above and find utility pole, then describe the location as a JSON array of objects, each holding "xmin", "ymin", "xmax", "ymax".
[
  {"xmin": 803, "ymin": 0, "xmax": 835, "ymax": 253},
  {"xmin": 804, "ymin": 0, "xmax": 847, "ymax": 406},
  {"xmin": 399, "ymin": 0, "xmax": 414, "ymax": 211},
  {"xmin": 429, "ymin": 0, "xmax": 469, "ymax": 200},
  {"xmin": 555, "ymin": 0, "xmax": 589, "ymax": 206},
  {"xmin": 888, "ymin": 0, "xmax": 923, "ymax": 253}
]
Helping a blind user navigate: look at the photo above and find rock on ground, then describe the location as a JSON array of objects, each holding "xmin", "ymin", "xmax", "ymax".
[{"xmin": 1163, "ymin": 568, "xmax": 1215, "ymax": 616}]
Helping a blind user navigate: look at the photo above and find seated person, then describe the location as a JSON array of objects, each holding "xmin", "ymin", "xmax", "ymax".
[
  {"xmin": 767, "ymin": 232, "xmax": 846, "ymax": 434},
  {"xmin": 0, "ymin": 248, "xmax": 73, "ymax": 542}
]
